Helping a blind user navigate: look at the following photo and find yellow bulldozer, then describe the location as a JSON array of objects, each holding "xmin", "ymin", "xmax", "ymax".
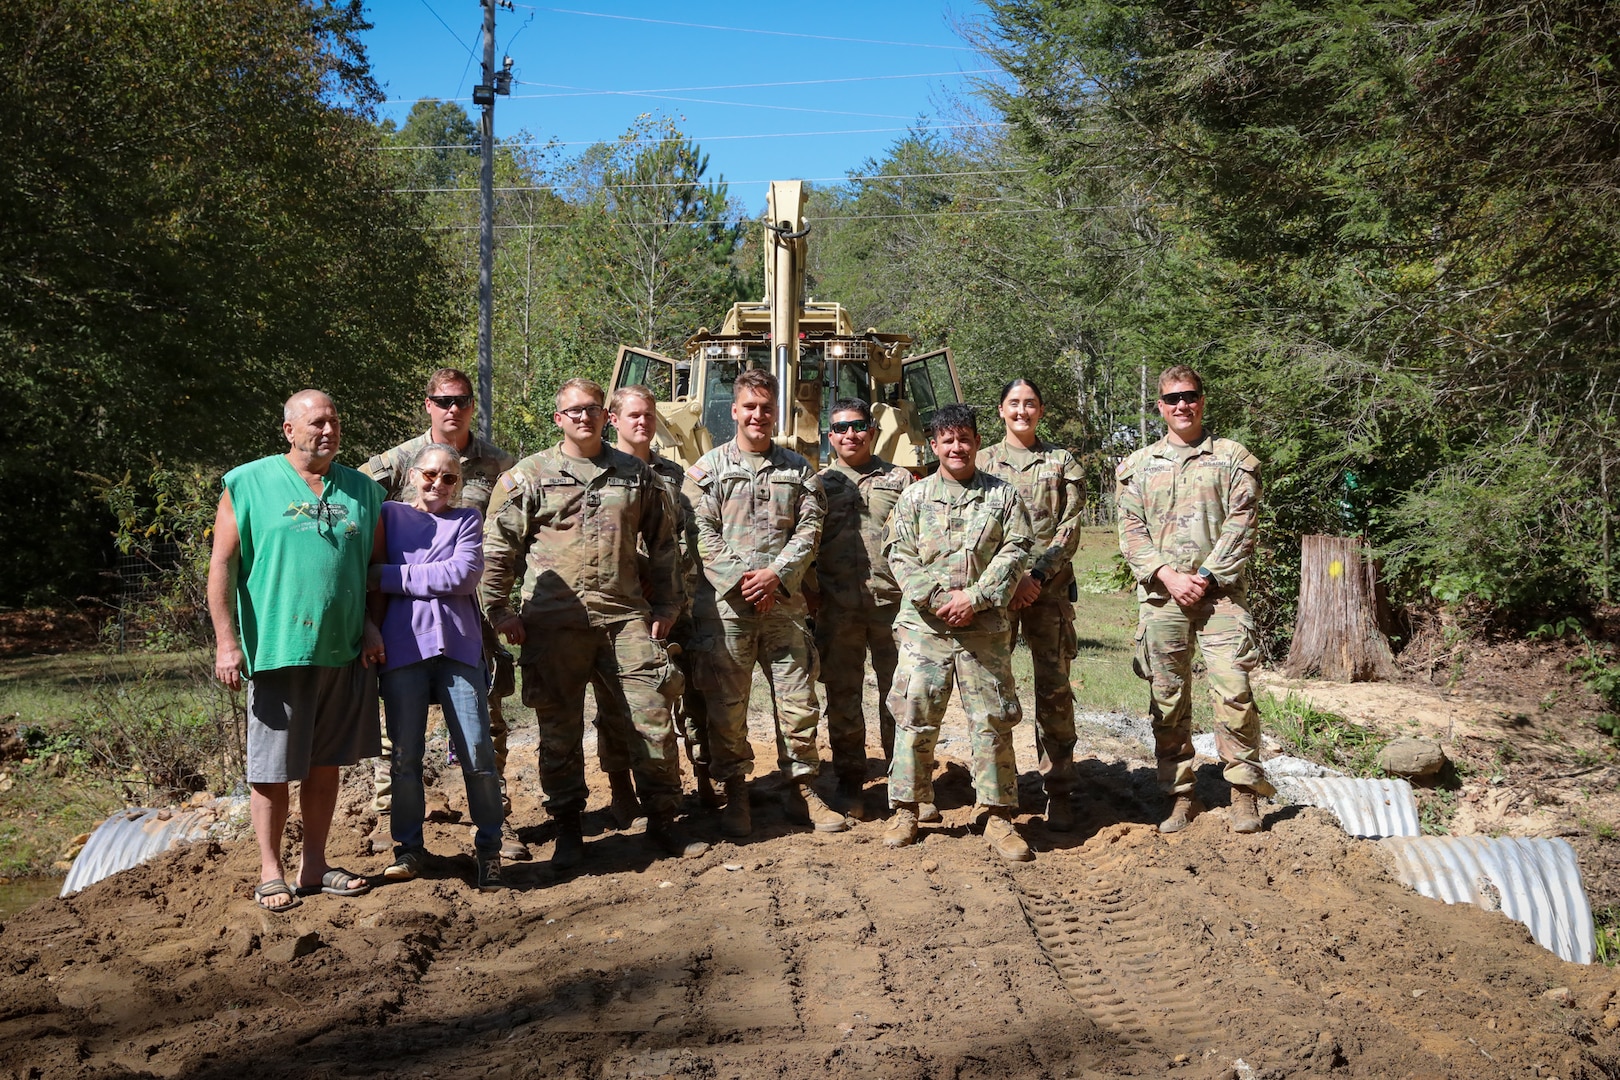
[{"xmin": 609, "ymin": 180, "xmax": 962, "ymax": 470}]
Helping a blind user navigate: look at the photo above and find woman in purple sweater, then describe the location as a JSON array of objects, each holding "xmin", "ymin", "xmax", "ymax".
[{"xmin": 369, "ymin": 443, "xmax": 504, "ymax": 890}]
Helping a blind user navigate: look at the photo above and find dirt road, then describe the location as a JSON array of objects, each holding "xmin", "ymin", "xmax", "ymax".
[{"xmin": 2, "ymin": 707, "xmax": 1618, "ymax": 1080}]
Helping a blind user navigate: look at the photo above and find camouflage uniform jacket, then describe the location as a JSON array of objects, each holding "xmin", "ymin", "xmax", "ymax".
[
  {"xmin": 1115, "ymin": 432, "xmax": 1261, "ymax": 602},
  {"xmin": 884, "ymin": 470, "xmax": 1034, "ymax": 635},
  {"xmin": 683, "ymin": 440, "xmax": 825, "ymax": 621},
  {"xmin": 648, "ymin": 451, "xmax": 699, "ymax": 615},
  {"xmin": 977, "ymin": 438, "xmax": 1086, "ymax": 590},
  {"xmin": 362, "ymin": 430, "xmax": 516, "ymax": 517},
  {"xmin": 479, "ymin": 444, "xmax": 679, "ymax": 631},
  {"xmin": 810, "ymin": 457, "xmax": 912, "ymax": 610}
]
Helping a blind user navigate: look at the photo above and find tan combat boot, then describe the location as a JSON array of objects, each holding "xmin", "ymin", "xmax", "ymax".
[
  {"xmin": 983, "ymin": 808, "xmax": 1033, "ymax": 862},
  {"xmin": 720, "ymin": 779, "xmax": 751, "ymax": 838},
  {"xmin": 499, "ymin": 819, "xmax": 531, "ymax": 861},
  {"xmin": 1159, "ymin": 794, "xmax": 1202, "ymax": 834},
  {"xmin": 784, "ymin": 782, "xmax": 850, "ymax": 833},
  {"xmin": 647, "ymin": 812, "xmax": 711, "ymax": 858},
  {"xmin": 606, "ymin": 769, "xmax": 644, "ymax": 830},
  {"xmin": 883, "ymin": 803, "xmax": 919, "ymax": 848},
  {"xmin": 1229, "ymin": 787, "xmax": 1264, "ymax": 834},
  {"xmin": 918, "ymin": 802, "xmax": 941, "ymax": 823}
]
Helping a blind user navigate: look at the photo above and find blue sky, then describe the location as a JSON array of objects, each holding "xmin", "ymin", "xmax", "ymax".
[{"xmin": 361, "ymin": 1, "xmax": 994, "ymax": 213}]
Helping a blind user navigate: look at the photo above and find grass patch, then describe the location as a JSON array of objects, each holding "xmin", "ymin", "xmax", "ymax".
[
  {"xmin": 1417, "ymin": 788, "xmax": 1460, "ymax": 836},
  {"xmin": 1595, "ymin": 905, "xmax": 1620, "ymax": 967},
  {"xmin": 1062, "ymin": 527, "xmax": 1216, "ymax": 724},
  {"xmin": 1260, "ymin": 692, "xmax": 1386, "ymax": 776},
  {"xmin": 0, "ymin": 771, "xmax": 123, "ymax": 877},
  {"xmin": 0, "ymin": 646, "xmax": 236, "ymax": 877}
]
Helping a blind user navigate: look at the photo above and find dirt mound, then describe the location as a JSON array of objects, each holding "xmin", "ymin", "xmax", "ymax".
[
  {"xmin": 2, "ymin": 733, "xmax": 1617, "ymax": 1080},
  {"xmin": 0, "ymin": 607, "xmax": 104, "ymax": 658}
]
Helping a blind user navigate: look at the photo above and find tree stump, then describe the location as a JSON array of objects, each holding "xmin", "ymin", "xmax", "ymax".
[{"xmin": 1284, "ymin": 534, "xmax": 1396, "ymax": 682}]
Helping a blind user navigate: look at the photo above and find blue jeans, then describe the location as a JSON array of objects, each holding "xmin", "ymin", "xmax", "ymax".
[{"xmin": 381, "ymin": 657, "xmax": 503, "ymax": 855}]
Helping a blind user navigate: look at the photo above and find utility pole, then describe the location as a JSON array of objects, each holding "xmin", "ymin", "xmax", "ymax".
[{"xmin": 473, "ymin": 0, "xmax": 514, "ymax": 441}]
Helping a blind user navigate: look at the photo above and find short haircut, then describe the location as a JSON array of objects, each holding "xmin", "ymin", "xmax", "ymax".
[
  {"xmin": 1158, "ymin": 365, "xmax": 1203, "ymax": 393},
  {"xmin": 999, "ymin": 377, "xmax": 1043, "ymax": 405},
  {"xmin": 734, "ymin": 367, "xmax": 779, "ymax": 399},
  {"xmin": 609, "ymin": 385, "xmax": 658, "ymax": 415},
  {"xmin": 555, "ymin": 377, "xmax": 605, "ymax": 410},
  {"xmin": 283, "ymin": 389, "xmax": 334, "ymax": 423},
  {"xmin": 426, "ymin": 367, "xmax": 472, "ymax": 397},
  {"xmin": 830, "ymin": 397, "xmax": 871, "ymax": 422},
  {"xmin": 927, "ymin": 403, "xmax": 978, "ymax": 439},
  {"xmin": 410, "ymin": 442, "xmax": 462, "ymax": 471}
]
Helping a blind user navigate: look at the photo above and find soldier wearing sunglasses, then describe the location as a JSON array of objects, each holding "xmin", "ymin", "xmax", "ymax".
[
  {"xmin": 1116, "ymin": 365, "xmax": 1273, "ymax": 835},
  {"xmin": 804, "ymin": 398, "xmax": 912, "ymax": 821},
  {"xmin": 361, "ymin": 368, "xmax": 528, "ymax": 862}
]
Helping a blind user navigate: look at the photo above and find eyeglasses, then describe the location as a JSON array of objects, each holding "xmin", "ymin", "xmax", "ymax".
[
  {"xmin": 829, "ymin": 419, "xmax": 871, "ymax": 434},
  {"xmin": 427, "ymin": 394, "xmax": 474, "ymax": 410},
  {"xmin": 1159, "ymin": 390, "xmax": 1203, "ymax": 406},
  {"xmin": 558, "ymin": 403, "xmax": 604, "ymax": 420},
  {"xmin": 413, "ymin": 467, "xmax": 461, "ymax": 487}
]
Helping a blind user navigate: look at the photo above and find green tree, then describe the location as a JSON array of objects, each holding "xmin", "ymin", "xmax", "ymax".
[
  {"xmin": 576, "ymin": 116, "xmax": 750, "ymax": 354},
  {"xmin": 0, "ymin": 0, "xmax": 456, "ymax": 604},
  {"xmin": 980, "ymin": 0, "xmax": 1620, "ymax": 618}
]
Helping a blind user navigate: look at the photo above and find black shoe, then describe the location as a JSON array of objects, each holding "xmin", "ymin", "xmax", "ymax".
[{"xmin": 552, "ymin": 809, "xmax": 584, "ymax": 870}]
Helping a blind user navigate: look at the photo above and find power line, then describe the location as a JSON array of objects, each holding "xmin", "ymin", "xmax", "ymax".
[
  {"xmin": 512, "ymin": 70, "xmax": 997, "ymax": 98},
  {"xmin": 581, "ymin": 94, "xmax": 916, "ymax": 121},
  {"xmin": 409, "ymin": 205, "xmax": 1130, "ymax": 231},
  {"xmin": 374, "ymin": 120, "xmax": 1019, "ymax": 151},
  {"xmin": 418, "ymin": 0, "xmax": 478, "ymax": 61},
  {"xmin": 384, "ymin": 69, "xmax": 998, "ymax": 105},
  {"xmin": 517, "ymin": 7, "xmax": 978, "ymax": 51},
  {"xmin": 389, "ymin": 168, "xmax": 1042, "ymax": 194}
]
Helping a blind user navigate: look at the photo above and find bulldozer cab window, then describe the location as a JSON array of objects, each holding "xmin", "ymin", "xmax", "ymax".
[
  {"xmin": 612, "ymin": 346, "xmax": 676, "ymax": 400},
  {"xmin": 900, "ymin": 350, "xmax": 961, "ymax": 428},
  {"xmin": 819, "ymin": 361, "xmax": 870, "ymax": 459},
  {"xmin": 700, "ymin": 359, "xmax": 742, "ymax": 446}
]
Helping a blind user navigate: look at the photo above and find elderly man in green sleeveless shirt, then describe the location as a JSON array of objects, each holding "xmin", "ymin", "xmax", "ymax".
[{"xmin": 208, "ymin": 390, "xmax": 384, "ymax": 913}]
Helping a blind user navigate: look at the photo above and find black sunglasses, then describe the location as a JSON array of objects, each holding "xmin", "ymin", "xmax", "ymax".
[
  {"xmin": 1159, "ymin": 390, "xmax": 1203, "ymax": 406},
  {"xmin": 829, "ymin": 419, "xmax": 871, "ymax": 434},
  {"xmin": 428, "ymin": 394, "xmax": 474, "ymax": 410}
]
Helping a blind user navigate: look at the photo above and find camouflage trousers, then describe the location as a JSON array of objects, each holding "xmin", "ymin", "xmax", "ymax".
[
  {"xmin": 886, "ymin": 625, "xmax": 1021, "ymax": 808},
  {"xmin": 814, "ymin": 599, "xmax": 899, "ymax": 781},
  {"xmin": 595, "ymin": 614, "xmax": 706, "ymax": 775},
  {"xmin": 1132, "ymin": 593, "xmax": 1272, "ymax": 796},
  {"xmin": 695, "ymin": 612, "xmax": 822, "ymax": 784},
  {"xmin": 520, "ymin": 619, "xmax": 683, "ymax": 816},
  {"xmin": 1010, "ymin": 588, "xmax": 1079, "ymax": 796}
]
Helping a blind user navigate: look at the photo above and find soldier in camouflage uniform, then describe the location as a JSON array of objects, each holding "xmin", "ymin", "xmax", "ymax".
[
  {"xmin": 1116, "ymin": 365, "xmax": 1272, "ymax": 835},
  {"xmin": 805, "ymin": 398, "xmax": 911, "ymax": 821},
  {"xmin": 977, "ymin": 377, "xmax": 1086, "ymax": 832},
  {"xmin": 681, "ymin": 368, "xmax": 847, "ymax": 838},
  {"xmin": 480, "ymin": 378, "xmax": 708, "ymax": 868},
  {"xmin": 589, "ymin": 385, "xmax": 719, "ymax": 820},
  {"xmin": 883, "ymin": 403, "xmax": 1036, "ymax": 862},
  {"xmin": 360, "ymin": 368, "xmax": 528, "ymax": 862}
]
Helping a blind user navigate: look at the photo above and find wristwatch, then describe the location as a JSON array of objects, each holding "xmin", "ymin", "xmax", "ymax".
[
  {"xmin": 1197, "ymin": 567, "xmax": 1215, "ymax": 583},
  {"xmin": 1030, "ymin": 569, "xmax": 1046, "ymax": 584}
]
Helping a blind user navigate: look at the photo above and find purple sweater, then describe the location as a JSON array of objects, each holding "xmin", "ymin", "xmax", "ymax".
[{"xmin": 377, "ymin": 501, "xmax": 485, "ymax": 673}]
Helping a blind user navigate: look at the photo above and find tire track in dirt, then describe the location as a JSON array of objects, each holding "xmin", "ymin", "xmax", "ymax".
[{"xmin": 1016, "ymin": 838, "xmax": 1224, "ymax": 1054}]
